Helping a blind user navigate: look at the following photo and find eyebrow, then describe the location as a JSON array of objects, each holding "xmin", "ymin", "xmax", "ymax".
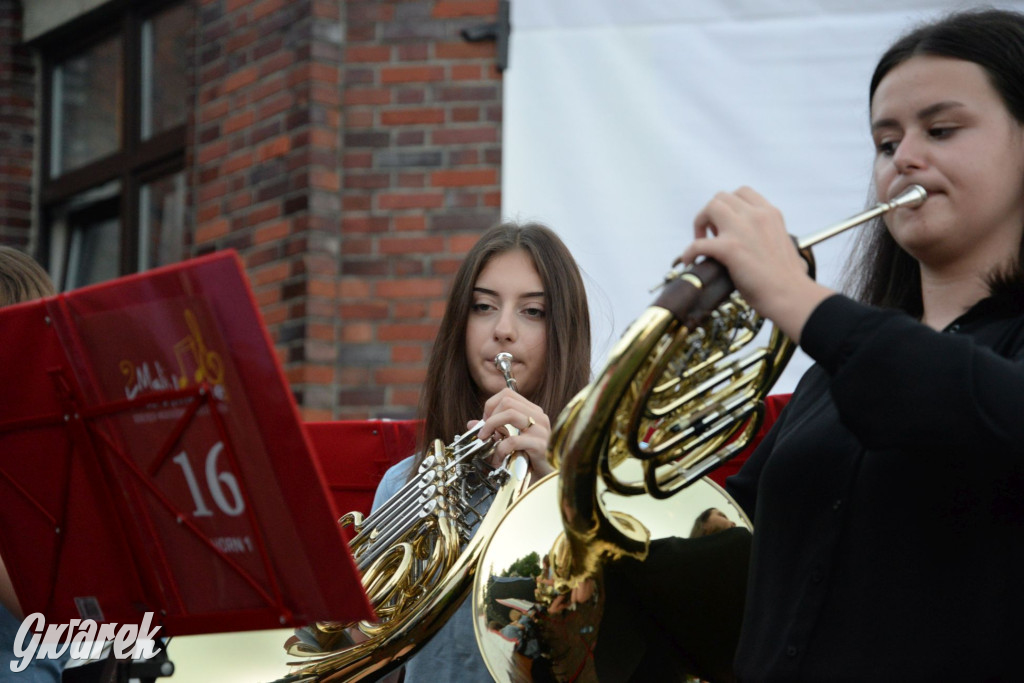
[
  {"xmin": 473, "ymin": 286, "xmax": 545, "ymax": 298},
  {"xmin": 871, "ymin": 101, "xmax": 966, "ymax": 132}
]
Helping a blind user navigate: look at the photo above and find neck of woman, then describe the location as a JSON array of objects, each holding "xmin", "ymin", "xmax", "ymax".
[{"xmin": 919, "ymin": 267, "xmax": 992, "ymax": 330}]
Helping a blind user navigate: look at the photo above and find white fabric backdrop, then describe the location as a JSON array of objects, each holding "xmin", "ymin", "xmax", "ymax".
[{"xmin": 502, "ymin": 0, "xmax": 1024, "ymax": 392}]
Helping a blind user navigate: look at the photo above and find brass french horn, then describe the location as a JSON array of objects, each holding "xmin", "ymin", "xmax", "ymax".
[
  {"xmin": 471, "ymin": 186, "xmax": 928, "ymax": 682},
  {"xmin": 281, "ymin": 353, "xmax": 532, "ymax": 682}
]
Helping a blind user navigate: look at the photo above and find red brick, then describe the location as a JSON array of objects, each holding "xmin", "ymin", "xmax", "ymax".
[
  {"xmin": 381, "ymin": 108, "xmax": 445, "ymax": 125},
  {"xmin": 395, "ymin": 215, "xmax": 427, "ymax": 232},
  {"xmin": 222, "ymin": 65, "xmax": 259, "ymax": 95},
  {"xmin": 451, "ymin": 64, "xmax": 482, "ymax": 80},
  {"xmin": 435, "ymin": 41, "xmax": 495, "ymax": 59},
  {"xmin": 344, "ymin": 88, "xmax": 391, "ymax": 106},
  {"xmin": 342, "ymin": 216, "xmax": 388, "ymax": 233},
  {"xmin": 254, "ymin": 220, "xmax": 290, "ymax": 244},
  {"xmin": 222, "ymin": 151, "xmax": 255, "ymax": 175},
  {"xmin": 341, "ymin": 322, "xmax": 374, "ymax": 342},
  {"xmin": 342, "ymin": 195, "xmax": 373, "ymax": 211},
  {"xmin": 449, "ymin": 234, "xmax": 480, "ymax": 253},
  {"xmin": 195, "ymin": 218, "xmax": 231, "ymax": 243},
  {"xmin": 339, "ymin": 279, "xmax": 371, "ymax": 298},
  {"xmin": 197, "ymin": 140, "xmax": 230, "ymax": 164},
  {"xmin": 394, "ymin": 302, "xmax": 427, "ymax": 319},
  {"xmin": 374, "ymin": 367, "xmax": 428, "ymax": 384},
  {"xmin": 339, "ymin": 367, "xmax": 371, "ymax": 385},
  {"xmin": 379, "ymin": 236, "xmax": 444, "ymax": 255},
  {"xmin": 257, "ymin": 135, "xmax": 291, "ymax": 160},
  {"xmin": 301, "ymin": 407, "xmax": 334, "ymax": 421},
  {"xmin": 310, "ymin": 169, "xmax": 341, "ymax": 191},
  {"xmin": 378, "ymin": 324, "xmax": 438, "ymax": 342},
  {"xmin": 345, "ymin": 109, "xmax": 375, "ymax": 127},
  {"xmin": 452, "ymin": 107, "xmax": 480, "ymax": 123},
  {"xmin": 380, "ymin": 66, "xmax": 445, "ymax": 84},
  {"xmin": 398, "ymin": 172, "xmax": 426, "ymax": 188},
  {"xmin": 430, "ymin": 127, "xmax": 498, "ymax": 145},
  {"xmin": 377, "ymin": 192, "xmax": 444, "ymax": 210},
  {"xmin": 432, "ymin": 0, "xmax": 499, "ymax": 18},
  {"xmin": 252, "ymin": 0, "xmax": 285, "ymax": 21},
  {"xmin": 340, "ymin": 303, "xmax": 389, "ymax": 319},
  {"xmin": 308, "ymin": 279, "xmax": 337, "ymax": 298},
  {"xmin": 261, "ymin": 304, "xmax": 289, "ymax": 325},
  {"xmin": 430, "ymin": 168, "xmax": 498, "ymax": 187},
  {"xmin": 346, "ymin": 45, "xmax": 391, "ymax": 62},
  {"xmin": 223, "ymin": 111, "xmax": 255, "ymax": 134},
  {"xmin": 392, "ymin": 345, "xmax": 425, "ymax": 363},
  {"xmin": 376, "ymin": 278, "xmax": 445, "ymax": 298},
  {"xmin": 391, "ymin": 389, "xmax": 421, "ymax": 407},
  {"xmin": 252, "ymin": 262, "xmax": 290, "ymax": 285}
]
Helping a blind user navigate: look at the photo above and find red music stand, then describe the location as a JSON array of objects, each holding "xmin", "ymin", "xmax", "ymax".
[{"xmin": 0, "ymin": 250, "xmax": 372, "ymax": 638}]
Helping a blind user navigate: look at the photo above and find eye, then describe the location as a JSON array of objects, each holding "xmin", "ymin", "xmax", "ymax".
[
  {"xmin": 875, "ymin": 138, "xmax": 899, "ymax": 156},
  {"xmin": 522, "ymin": 306, "xmax": 546, "ymax": 319},
  {"xmin": 929, "ymin": 125, "xmax": 956, "ymax": 140},
  {"xmin": 472, "ymin": 302, "xmax": 495, "ymax": 313}
]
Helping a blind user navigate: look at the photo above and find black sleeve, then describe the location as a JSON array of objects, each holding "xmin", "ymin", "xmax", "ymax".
[{"xmin": 799, "ymin": 294, "xmax": 1024, "ymax": 454}]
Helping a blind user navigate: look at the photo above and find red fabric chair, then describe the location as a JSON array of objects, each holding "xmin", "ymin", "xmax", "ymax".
[
  {"xmin": 706, "ymin": 393, "xmax": 791, "ymax": 487},
  {"xmin": 305, "ymin": 420, "xmax": 421, "ymax": 518}
]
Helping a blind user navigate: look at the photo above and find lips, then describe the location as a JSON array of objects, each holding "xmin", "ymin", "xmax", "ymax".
[{"xmin": 890, "ymin": 182, "xmax": 940, "ymax": 203}]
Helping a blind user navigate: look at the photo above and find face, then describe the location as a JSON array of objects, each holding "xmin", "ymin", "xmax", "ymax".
[
  {"xmin": 465, "ymin": 249, "xmax": 547, "ymax": 400},
  {"xmin": 702, "ymin": 508, "xmax": 736, "ymax": 536},
  {"xmin": 871, "ymin": 55, "xmax": 1024, "ymax": 275}
]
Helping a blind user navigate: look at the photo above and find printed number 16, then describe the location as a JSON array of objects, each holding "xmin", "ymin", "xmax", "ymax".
[{"xmin": 172, "ymin": 442, "xmax": 245, "ymax": 517}]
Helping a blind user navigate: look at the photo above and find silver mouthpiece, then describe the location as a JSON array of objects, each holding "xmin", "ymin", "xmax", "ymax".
[
  {"xmin": 494, "ymin": 352, "xmax": 518, "ymax": 392},
  {"xmin": 887, "ymin": 184, "xmax": 928, "ymax": 210}
]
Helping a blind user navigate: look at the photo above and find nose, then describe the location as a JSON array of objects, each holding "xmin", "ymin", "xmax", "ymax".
[
  {"xmin": 493, "ymin": 305, "xmax": 518, "ymax": 342},
  {"xmin": 891, "ymin": 133, "xmax": 926, "ymax": 174}
]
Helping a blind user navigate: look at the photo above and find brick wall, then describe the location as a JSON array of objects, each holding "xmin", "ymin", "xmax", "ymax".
[
  {"xmin": 3, "ymin": 0, "xmax": 503, "ymax": 422},
  {"xmin": 192, "ymin": 0, "xmax": 503, "ymax": 421},
  {"xmin": 0, "ymin": 0, "xmax": 35, "ymax": 250},
  {"xmin": 337, "ymin": 0, "xmax": 503, "ymax": 419},
  {"xmin": 192, "ymin": 0, "xmax": 348, "ymax": 420}
]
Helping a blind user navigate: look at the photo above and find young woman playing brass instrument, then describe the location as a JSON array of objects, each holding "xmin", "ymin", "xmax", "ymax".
[
  {"xmin": 677, "ymin": 9, "xmax": 1024, "ymax": 680},
  {"xmin": 371, "ymin": 222, "xmax": 591, "ymax": 682}
]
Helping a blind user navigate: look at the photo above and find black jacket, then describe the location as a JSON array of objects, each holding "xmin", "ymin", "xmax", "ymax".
[{"xmin": 727, "ymin": 293, "xmax": 1024, "ymax": 682}]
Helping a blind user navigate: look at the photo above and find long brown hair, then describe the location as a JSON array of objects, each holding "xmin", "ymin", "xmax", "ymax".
[{"xmin": 410, "ymin": 222, "xmax": 591, "ymax": 474}]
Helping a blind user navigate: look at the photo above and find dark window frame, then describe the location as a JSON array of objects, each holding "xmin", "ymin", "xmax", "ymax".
[{"xmin": 35, "ymin": 0, "xmax": 189, "ymax": 286}]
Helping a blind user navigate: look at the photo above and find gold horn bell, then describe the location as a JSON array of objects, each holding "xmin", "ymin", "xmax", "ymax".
[
  {"xmin": 280, "ymin": 354, "xmax": 532, "ymax": 682},
  {"xmin": 471, "ymin": 186, "xmax": 927, "ymax": 682}
]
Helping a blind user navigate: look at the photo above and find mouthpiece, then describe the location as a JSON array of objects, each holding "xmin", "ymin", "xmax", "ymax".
[
  {"xmin": 494, "ymin": 352, "xmax": 518, "ymax": 392},
  {"xmin": 887, "ymin": 184, "xmax": 928, "ymax": 211},
  {"xmin": 797, "ymin": 184, "xmax": 928, "ymax": 250}
]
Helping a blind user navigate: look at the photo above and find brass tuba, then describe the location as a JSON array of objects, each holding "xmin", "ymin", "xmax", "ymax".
[
  {"xmin": 281, "ymin": 353, "xmax": 532, "ymax": 682},
  {"xmin": 471, "ymin": 186, "xmax": 927, "ymax": 682}
]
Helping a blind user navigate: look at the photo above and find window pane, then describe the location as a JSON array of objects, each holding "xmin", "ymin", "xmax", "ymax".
[
  {"xmin": 66, "ymin": 218, "xmax": 121, "ymax": 289},
  {"xmin": 142, "ymin": 4, "xmax": 190, "ymax": 139},
  {"xmin": 139, "ymin": 171, "xmax": 187, "ymax": 270},
  {"xmin": 48, "ymin": 181, "xmax": 121, "ymax": 290},
  {"xmin": 50, "ymin": 35, "xmax": 123, "ymax": 176}
]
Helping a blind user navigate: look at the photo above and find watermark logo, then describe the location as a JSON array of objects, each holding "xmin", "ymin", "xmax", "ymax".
[{"xmin": 10, "ymin": 613, "xmax": 163, "ymax": 673}]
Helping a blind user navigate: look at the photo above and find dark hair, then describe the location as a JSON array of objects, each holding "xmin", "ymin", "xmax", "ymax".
[
  {"xmin": 689, "ymin": 507, "xmax": 716, "ymax": 539},
  {"xmin": 0, "ymin": 246, "xmax": 55, "ymax": 307},
  {"xmin": 846, "ymin": 9, "xmax": 1024, "ymax": 314},
  {"xmin": 410, "ymin": 222, "xmax": 591, "ymax": 472}
]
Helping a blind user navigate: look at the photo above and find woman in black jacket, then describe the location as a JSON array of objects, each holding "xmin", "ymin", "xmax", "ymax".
[{"xmin": 677, "ymin": 9, "xmax": 1024, "ymax": 682}]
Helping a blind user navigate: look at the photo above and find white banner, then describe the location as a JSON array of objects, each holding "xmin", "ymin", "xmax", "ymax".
[{"xmin": 502, "ymin": 0, "xmax": 1024, "ymax": 391}]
